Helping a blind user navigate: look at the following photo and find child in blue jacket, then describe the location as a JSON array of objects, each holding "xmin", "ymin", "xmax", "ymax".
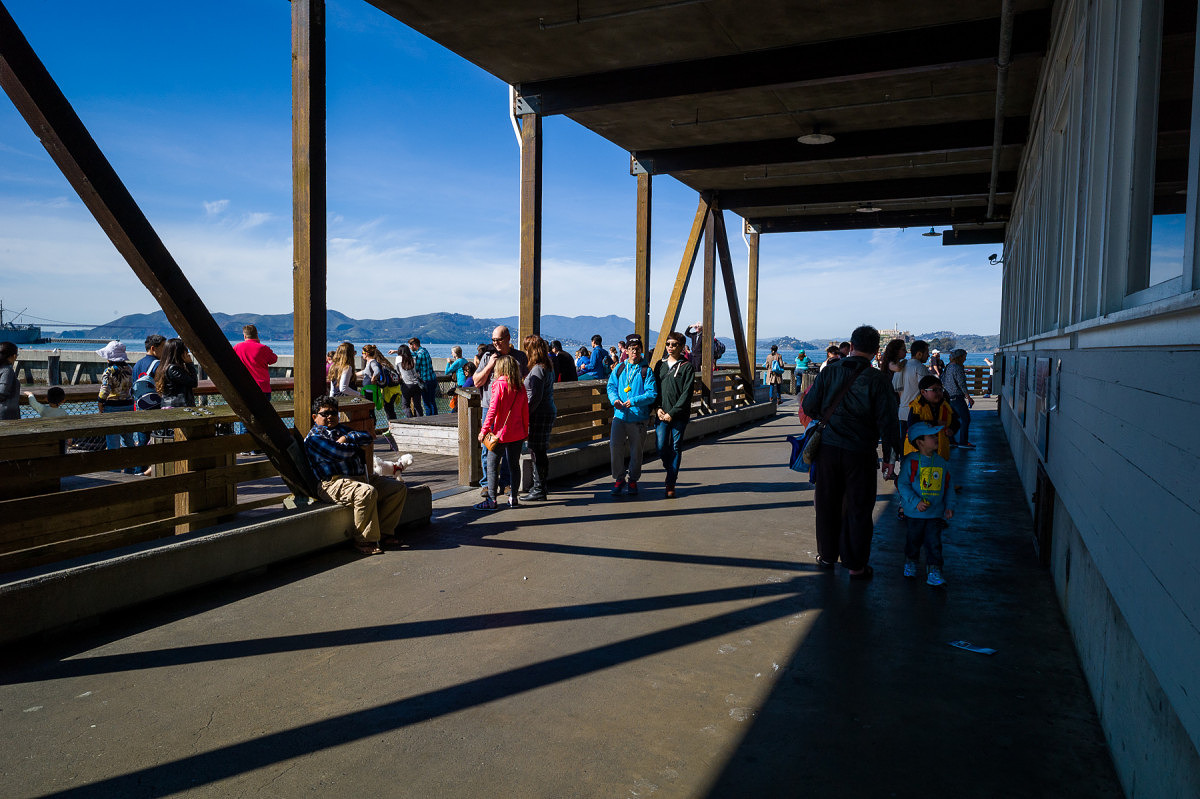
[{"xmin": 896, "ymin": 421, "xmax": 958, "ymax": 586}]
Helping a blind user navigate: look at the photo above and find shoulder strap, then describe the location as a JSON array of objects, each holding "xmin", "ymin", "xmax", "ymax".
[{"xmin": 818, "ymin": 361, "xmax": 868, "ymax": 424}]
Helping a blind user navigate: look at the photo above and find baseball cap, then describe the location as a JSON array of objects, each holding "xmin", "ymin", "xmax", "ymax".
[
  {"xmin": 907, "ymin": 421, "xmax": 944, "ymax": 443},
  {"xmin": 624, "ymin": 333, "xmax": 644, "ymax": 348}
]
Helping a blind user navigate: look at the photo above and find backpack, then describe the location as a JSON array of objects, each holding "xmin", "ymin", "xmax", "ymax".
[
  {"xmin": 133, "ymin": 359, "xmax": 162, "ymax": 410},
  {"xmin": 770, "ymin": 358, "xmax": 784, "ymax": 373},
  {"xmin": 381, "ymin": 365, "xmax": 401, "ymax": 387}
]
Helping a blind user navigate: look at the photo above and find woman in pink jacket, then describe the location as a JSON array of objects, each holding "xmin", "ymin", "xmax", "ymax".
[{"xmin": 475, "ymin": 355, "xmax": 530, "ymax": 510}]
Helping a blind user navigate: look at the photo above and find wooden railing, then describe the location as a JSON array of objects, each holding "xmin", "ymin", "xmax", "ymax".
[
  {"xmin": 0, "ymin": 396, "xmax": 376, "ymax": 573},
  {"xmin": 455, "ymin": 367, "xmax": 754, "ymax": 484}
]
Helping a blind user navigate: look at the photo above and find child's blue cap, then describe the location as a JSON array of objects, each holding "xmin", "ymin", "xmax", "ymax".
[{"xmin": 908, "ymin": 421, "xmax": 944, "ymax": 443}]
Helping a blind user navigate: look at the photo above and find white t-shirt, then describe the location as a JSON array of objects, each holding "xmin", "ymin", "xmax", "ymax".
[{"xmin": 898, "ymin": 359, "xmax": 931, "ymax": 420}]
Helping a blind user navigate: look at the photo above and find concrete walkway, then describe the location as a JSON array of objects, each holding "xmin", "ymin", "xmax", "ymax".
[{"xmin": 0, "ymin": 402, "xmax": 1122, "ymax": 798}]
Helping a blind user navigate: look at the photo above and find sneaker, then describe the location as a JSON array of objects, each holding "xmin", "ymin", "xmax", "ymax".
[
  {"xmin": 474, "ymin": 498, "xmax": 497, "ymax": 511},
  {"xmin": 926, "ymin": 566, "xmax": 945, "ymax": 587},
  {"xmin": 611, "ymin": 480, "xmax": 626, "ymax": 496},
  {"xmin": 960, "ymin": 442, "xmax": 976, "ymax": 449},
  {"xmin": 626, "ymin": 480, "xmax": 639, "ymax": 496},
  {"xmin": 903, "ymin": 560, "xmax": 918, "ymax": 578}
]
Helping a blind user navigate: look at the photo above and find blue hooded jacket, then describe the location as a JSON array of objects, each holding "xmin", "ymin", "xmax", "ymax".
[{"xmin": 607, "ymin": 359, "xmax": 657, "ymax": 423}]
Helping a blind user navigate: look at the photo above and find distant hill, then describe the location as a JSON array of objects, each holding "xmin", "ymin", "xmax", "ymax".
[
  {"xmin": 66, "ymin": 310, "xmax": 500, "ymax": 345},
  {"xmin": 65, "ymin": 311, "xmax": 997, "ymax": 354}
]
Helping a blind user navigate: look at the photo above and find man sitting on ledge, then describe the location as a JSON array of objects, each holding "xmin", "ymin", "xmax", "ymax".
[{"xmin": 304, "ymin": 395, "xmax": 407, "ymax": 555}]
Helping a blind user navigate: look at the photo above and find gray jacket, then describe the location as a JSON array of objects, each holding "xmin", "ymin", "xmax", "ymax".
[
  {"xmin": 802, "ymin": 356, "xmax": 902, "ymax": 455},
  {"xmin": 0, "ymin": 364, "xmax": 19, "ymax": 420}
]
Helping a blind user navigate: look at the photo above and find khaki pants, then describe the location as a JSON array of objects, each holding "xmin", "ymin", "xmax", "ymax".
[{"xmin": 319, "ymin": 475, "xmax": 408, "ymax": 543}]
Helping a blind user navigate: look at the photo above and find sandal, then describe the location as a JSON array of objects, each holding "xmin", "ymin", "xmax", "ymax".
[
  {"xmin": 380, "ymin": 535, "xmax": 402, "ymax": 548},
  {"xmin": 354, "ymin": 542, "xmax": 383, "ymax": 555},
  {"xmin": 474, "ymin": 498, "xmax": 497, "ymax": 510}
]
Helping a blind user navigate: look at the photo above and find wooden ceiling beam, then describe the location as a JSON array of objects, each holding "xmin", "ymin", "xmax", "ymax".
[
  {"xmin": 751, "ymin": 208, "xmax": 1008, "ymax": 234},
  {"xmin": 633, "ymin": 116, "xmax": 1029, "ymax": 175},
  {"xmin": 718, "ymin": 172, "xmax": 1017, "ymax": 210},
  {"xmin": 517, "ymin": 10, "xmax": 1050, "ymax": 115}
]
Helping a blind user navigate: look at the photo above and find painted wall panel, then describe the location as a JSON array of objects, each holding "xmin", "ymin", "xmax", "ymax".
[{"xmin": 1001, "ymin": 349, "xmax": 1200, "ymax": 757}]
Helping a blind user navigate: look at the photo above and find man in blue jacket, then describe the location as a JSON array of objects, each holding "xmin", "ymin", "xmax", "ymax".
[{"xmin": 607, "ymin": 333, "xmax": 658, "ymax": 496}]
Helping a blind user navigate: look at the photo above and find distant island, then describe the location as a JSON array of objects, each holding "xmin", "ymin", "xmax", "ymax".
[{"xmin": 58, "ymin": 311, "xmax": 999, "ymax": 353}]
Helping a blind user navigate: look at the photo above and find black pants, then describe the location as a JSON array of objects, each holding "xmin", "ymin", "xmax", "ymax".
[{"xmin": 811, "ymin": 445, "xmax": 880, "ymax": 570}]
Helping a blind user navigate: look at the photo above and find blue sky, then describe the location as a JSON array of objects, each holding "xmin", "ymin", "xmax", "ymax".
[{"xmin": 0, "ymin": 0, "xmax": 1002, "ymax": 340}]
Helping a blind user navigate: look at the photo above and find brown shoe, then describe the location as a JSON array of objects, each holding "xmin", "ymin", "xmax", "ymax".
[{"xmin": 665, "ymin": 487, "xmax": 676, "ymax": 499}]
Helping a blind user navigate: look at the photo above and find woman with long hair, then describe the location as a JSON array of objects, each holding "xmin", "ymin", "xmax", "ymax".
[
  {"xmin": 360, "ymin": 344, "xmax": 399, "ymax": 420},
  {"xmin": 878, "ymin": 338, "xmax": 908, "ymax": 468},
  {"xmin": 155, "ymin": 337, "xmax": 198, "ymax": 409},
  {"xmin": 327, "ymin": 342, "xmax": 360, "ymax": 399},
  {"xmin": 475, "ymin": 354, "xmax": 529, "ymax": 510},
  {"xmin": 521, "ymin": 335, "xmax": 556, "ymax": 501},
  {"xmin": 394, "ymin": 344, "xmax": 423, "ymax": 417}
]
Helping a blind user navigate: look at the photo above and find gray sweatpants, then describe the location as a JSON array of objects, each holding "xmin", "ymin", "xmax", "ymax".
[{"xmin": 610, "ymin": 418, "xmax": 648, "ymax": 482}]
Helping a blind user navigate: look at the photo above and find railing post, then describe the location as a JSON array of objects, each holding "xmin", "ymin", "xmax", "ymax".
[
  {"xmin": 47, "ymin": 350, "xmax": 61, "ymax": 386},
  {"xmin": 457, "ymin": 388, "xmax": 482, "ymax": 486}
]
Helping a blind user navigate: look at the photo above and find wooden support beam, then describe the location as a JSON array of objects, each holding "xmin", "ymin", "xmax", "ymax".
[
  {"xmin": 632, "ymin": 117, "xmax": 1028, "ymax": 175},
  {"xmin": 519, "ymin": 112, "xmax": 543, "ymax": 343},
  {"xmin": 712, "ymin": 210, "xmax": 755, "ymax": 398},
  {"xmin": 634, "ymin": 173, "xmax": 652, "ymax": 344},
  {"xmin": 752, "ymin": 208, "xmax": 1008, "ymax": 233},
  {"xmin": 0, "ymin": 2, "xmax": 317, "ymax": 499},
  {"xmin": 292, "ymin": 0, "xmax": 326, "ymax": 439},
  {"xmin": 700, "ymin": 204, "xmax": 717, "ymax": 395},
  {"xmin": 746, "ymin": 227, "xmax": 760, "ymax": 387},
  {"xmin": 516, "ymin": 10, "xmax": 1051, "ymax": 115},
  {"xmin": 650, "ymin": 194, "xmax": 710, "ymax": 366}
]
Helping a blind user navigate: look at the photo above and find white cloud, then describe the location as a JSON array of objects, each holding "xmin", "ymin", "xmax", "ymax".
[{"xmin": 204, "ymin": 199, "xmax": 230, "ymax": 216}]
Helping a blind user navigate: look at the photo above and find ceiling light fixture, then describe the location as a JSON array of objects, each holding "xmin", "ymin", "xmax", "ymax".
[
  {"xmin": 922, "ymin": 227, "xmax": 941, "ymax": 237},
  {"xmin": 855, "ymin": 204, "xmax": 882, "ymax": 213},
  {"xmin": 797, "ymin": 125, "xmax": 835, "ymax": 145}
]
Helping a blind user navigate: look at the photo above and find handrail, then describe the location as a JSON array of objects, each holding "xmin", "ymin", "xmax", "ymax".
[{"xmin": 0, "ymin": 396, "xmax": 376, "ymax": 573}]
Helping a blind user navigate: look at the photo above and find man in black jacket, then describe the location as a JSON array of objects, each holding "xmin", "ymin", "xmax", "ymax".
[
  {"xmin": 549, "ymin": 340, "xmax": 578, "ymax": 382},
  {"xmin": 801, "ymin": 325, "xmax": 902, "ymax": 579}
]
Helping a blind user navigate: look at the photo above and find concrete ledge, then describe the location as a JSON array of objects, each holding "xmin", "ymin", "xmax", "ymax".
[
  {"xmin": 0, "ymin": 483, "xmax": 433, "ymax": 646},
  {"xmin": 521, "ymin": 400, "xmax": 778, "ymax": 489}
]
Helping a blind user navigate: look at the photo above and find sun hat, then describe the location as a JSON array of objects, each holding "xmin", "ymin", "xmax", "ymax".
[
  {"xmin": 95, "ymin": 340, "xmax": 128, "ymax": 362},
  {"xmin": 908, "ymin": 421, "xmax": 944, "ymax": 443}
]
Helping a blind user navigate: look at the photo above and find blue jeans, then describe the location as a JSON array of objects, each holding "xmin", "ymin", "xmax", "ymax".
[
  {"xmin": 656, "ymin": 417, "xmax": 687, "ymax": 486},
  {"xmin": 904, "ymin": 517, "xmax": 946, "ymax": 567},
  {"xmin": 422, "ymin": 380, "xmax": 438, "ymax": 416},
  {"xmin": 101, "ymin": 404, "xmax": 139, "ymax": 473},
  {"xmin": 948, "ymin": 396, "xmax": 971, "ymax": 444}
]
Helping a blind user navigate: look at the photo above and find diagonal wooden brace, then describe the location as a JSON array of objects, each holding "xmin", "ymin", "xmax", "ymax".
[{"xmin": 0, "ymin": 4, "xmax": 318, "ymax": 498}]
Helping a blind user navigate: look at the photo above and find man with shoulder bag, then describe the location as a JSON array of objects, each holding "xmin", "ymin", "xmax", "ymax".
[{"xmin": 801, "ymin": 325, "xmax": 902, "ymax": 580}]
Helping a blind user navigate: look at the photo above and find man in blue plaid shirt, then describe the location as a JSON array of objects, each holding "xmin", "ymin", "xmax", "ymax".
[
  {"xmin": 304, "ymin": 395, "xmax": 408, "ymax": 555},
  {"xmin": 408, "ymin": 337, "xmax": 438, "ymax": 416}
]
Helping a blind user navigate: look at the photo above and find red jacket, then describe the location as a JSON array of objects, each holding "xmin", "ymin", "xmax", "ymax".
[{"xmin": 483, "ymin": 376, "xmax": 530, "ymax": 443}]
